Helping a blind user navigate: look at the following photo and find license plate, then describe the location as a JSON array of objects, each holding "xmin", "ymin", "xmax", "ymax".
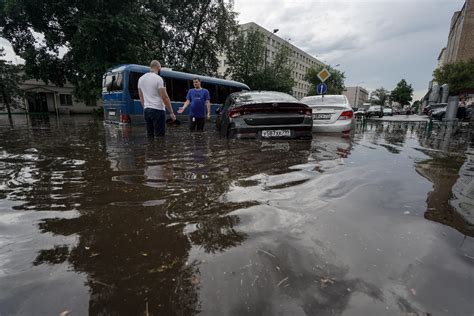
[
  {"xmin": 314, "ymin": 113, "xmax": 332, "ymax": 120},
  {"xmin": 108, "ymin": 111, "xmax": 116, "ymax": 116},
  {"xmin": 261, "ymin": 130, "xmax": 291, "ymax": 138}
]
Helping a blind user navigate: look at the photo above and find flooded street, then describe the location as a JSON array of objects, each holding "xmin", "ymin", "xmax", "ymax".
[{"xmin": 0, "ymin": 115, "xmax": 473, "ymax": 315}]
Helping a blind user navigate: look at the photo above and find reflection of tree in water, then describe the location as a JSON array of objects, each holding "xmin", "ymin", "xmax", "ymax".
[
  {"xmin": 36, "ymin": 211, "xmax": 200, "ymax": 315},
  {"xmin": 382, "ymin": 122, "xmax": 410, "ymax": 145},
  {"xmin": 29, "ymin": 127, "xmax": 312, "ymax": 314}
]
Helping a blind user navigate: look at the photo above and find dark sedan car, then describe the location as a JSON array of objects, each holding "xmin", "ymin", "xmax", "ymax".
[
  {"xmin": 366, "ymin": 105, "xmax": 384, "ymax": 118},
  {"xmin": 215, "ymin": 91, "xmax": 313, "ymax": 139}
]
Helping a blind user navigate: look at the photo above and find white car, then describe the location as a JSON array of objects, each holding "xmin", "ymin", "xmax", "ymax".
[
  {"xmin": 383, "ymin": 107, "xmax": 393, "ymax": 116},
  {"xmin": 300, "ymin": 95, "xmax": 354, "ymax": 134}
]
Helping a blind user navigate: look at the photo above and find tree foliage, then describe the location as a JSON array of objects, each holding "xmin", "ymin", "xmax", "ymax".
[
  {"xmin": 390, "ymin": 79, "xmax": 413, "ymax": 106},
  {"xmin": 369, "ymin": 87, "xmax": 390, "ymax": 106},
  {"xmin": 305, "ymin": 65, "xmax": 345, "ymax": 95},
  {"xmin": 0, "ymin": 0, "xmax": 237, "ymax": 104},
  {"xmin": 433, "ymin": 59, "xmax": 474, "ymax": 96},
  {"xmin": 0, "ymin": 49, "xmax": 23, "ymax": 116},
  {"xmin": 225, "ymin": 29, "xmax": 295, "ymax": 94}
]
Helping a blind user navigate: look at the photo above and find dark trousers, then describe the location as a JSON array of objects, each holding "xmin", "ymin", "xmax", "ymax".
[
  {"xmin": 189, "ymin": 117, "xmax": 205, "ymax": 132},
  {"xmin": 144, "ymin": 108, "xmax": 165, "ymax": 137}
]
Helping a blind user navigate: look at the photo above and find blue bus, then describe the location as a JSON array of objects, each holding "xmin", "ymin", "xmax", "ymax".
[{"xmin": 102, "ymin": 64, "xmax": 250, "ymax": 124}]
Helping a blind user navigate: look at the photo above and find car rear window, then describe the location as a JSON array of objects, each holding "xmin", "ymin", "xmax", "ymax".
[
  {"xmin": 301, "ymin": 95, "xmax": 347, "ymax": 105},
  {"xmin": 234, "ymin": 91, "xmax": 298, "ymax": 105}
]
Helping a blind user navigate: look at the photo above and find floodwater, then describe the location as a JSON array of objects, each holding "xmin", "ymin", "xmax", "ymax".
[{"xmin": 0, "ymin": 115, "xmax": 473, "ymax": 316}]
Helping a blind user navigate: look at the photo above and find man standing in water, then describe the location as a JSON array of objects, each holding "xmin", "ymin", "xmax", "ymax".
[
  {"xmin": 138, "ymin": 60, "xmax": 176, "ymax": 137},
  {"xmin": 178, "ymin": 78, "xmax": 211, "ymax": 131}
]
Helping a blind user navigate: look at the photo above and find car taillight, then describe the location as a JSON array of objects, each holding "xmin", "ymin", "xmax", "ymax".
[
  {"xmin": 304, "ymin": 108, "xmax": 312, "ymax": 116},
  {"xmin": 120, "ymin": 114, "xmax": 131, "ymax": 123},
  {"xmin": 338, "ymin": 110, "xmax": 353, "ymax": 120},
  {"xmin": 228, "ymin": 109, "xmax": 242, "ymax": 118}
]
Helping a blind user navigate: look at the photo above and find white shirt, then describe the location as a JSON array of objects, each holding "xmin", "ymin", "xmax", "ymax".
[{"xmin": 137, "ymin": 72, "xmax": 165, "ymax": 110}]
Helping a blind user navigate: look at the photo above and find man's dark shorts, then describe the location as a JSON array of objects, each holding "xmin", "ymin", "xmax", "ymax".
[
  {"xmin": 144, "ymin": 108, "xmax": 166, "ymax": 137},
  {"xmin": 189, "ymin": 117, "xmax": 205, "ymax": 132}
]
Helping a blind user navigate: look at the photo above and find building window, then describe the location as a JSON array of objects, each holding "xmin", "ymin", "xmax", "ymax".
[{"xmin": 59, "ymin": 94, "xmax": 73, "ymax": 106}]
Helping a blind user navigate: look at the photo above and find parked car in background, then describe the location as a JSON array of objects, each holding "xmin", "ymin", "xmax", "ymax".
[
  {"xmin": 383, "ymin": 107, "xmax": 393, "ymax": 116},
  {"xmin": 354, "ymin": 108, "xmax": 367, "ymax": 118},
  {"xmin": 423, "ymin": 103, "xmax": 447, "ymax": 116},
  {"xmin": 431, "ymin": 106, "xmax": 447, "ymax": 120},
  {"xmin": 366, "ymin": 105, "xmax": 384, "ymax": 118},
  {"xmin": 300, "ymin": 95, "xmax": 354, "ymax": 134},
  {"xmin": 215, "ymin": 91, "xmax": 313, "ymax": 139},
  {"xmin": 431, "ymin": 105, "xmax": 469, "ymax": 121}
]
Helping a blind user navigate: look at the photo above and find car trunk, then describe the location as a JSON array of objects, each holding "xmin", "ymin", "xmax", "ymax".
[
  {"xmin": 310, "ymin": 105, "xmax": 347, "ymax": 124},
  {"xmin": 230, "ymin": 103, "xmax": 310, "ymax": 126}
]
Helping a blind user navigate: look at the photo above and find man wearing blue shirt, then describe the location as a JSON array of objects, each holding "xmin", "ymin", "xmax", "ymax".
[{"xmin": 178, "ymin": 78, "xmax": 211, "ymax": 131}]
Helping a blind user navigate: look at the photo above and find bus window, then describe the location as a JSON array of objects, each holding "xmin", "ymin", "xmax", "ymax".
[
  {"xmin": 230, "ymin": 86, "xmax": 245, "ymax": 94},
  {"xmin": 216, "ymin": 85, "xmax": 231, "ymax": 104},
  {"xmin": 128, "ymin": 72, "xmax": 144, "ymax": 100},
  {"xmin": 201, "ymin": 83, "xmax": 217, "ymax": 103},
  {"xmin": 162, "ymin": 77, "xmax": 173, "ymax": 100},
  {"xmin": 104, "ymin": 73, "xmax": 123, "ymax": 92},
  {"xmin": 173, "ymin": 79, "xmax": 189, "ymax": 102}
]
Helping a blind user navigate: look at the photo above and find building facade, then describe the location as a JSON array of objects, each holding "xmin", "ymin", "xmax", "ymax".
[
  {"xmin": 343, "ymin": 86, "xmax": 369, "ymax": 108},
  {"xmin": 446, "ymin": 0, "xmax": 474, "ymax": 63},
  {"xmin": 421, "ymin": 0, "xmax": 474, "ymax": 112},
  {"xmin": 218, "ymin": 22, "xmax": 327, "ymax": 99},
  {"xmin": 0, "ymin": 78, "xmax": 100, "ymax": 114}
]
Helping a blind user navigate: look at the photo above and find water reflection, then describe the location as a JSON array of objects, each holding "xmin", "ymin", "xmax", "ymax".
[
  {"xmin": 23, "ymin": 123, "xmax": 315, "ymax": 314},
  {"xmin": 0, "ymin": 116, "xmax": 473, "ymax": 315}
]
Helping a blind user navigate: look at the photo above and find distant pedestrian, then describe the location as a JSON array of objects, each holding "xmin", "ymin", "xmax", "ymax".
[
  {"xmin": 138, "ymin": 60, "xmax": 176, "ymax": 137},
  {"xmin": 177, "ymin": 78, "xmax": 211, "ymax": 131}
]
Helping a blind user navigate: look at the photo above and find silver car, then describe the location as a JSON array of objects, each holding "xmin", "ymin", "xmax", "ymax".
[{"xmin": 300, "ymin": 95, "xmax": 354, "ymax": 134}]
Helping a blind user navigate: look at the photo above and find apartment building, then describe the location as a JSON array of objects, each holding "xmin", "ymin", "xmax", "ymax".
[
  {"xmin": 446, "ymin": 0, "xmax": 474, "ymax": 63},
  {"xmin": 218, "ymin": 22, "xmax": 327, "ymax": 99},
  {"xmin": 343, "ymin": 86, "xmax": 369, "ymax": 108}
]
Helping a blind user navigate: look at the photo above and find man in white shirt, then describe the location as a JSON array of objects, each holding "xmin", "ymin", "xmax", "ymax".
[{"xmin": 138, "ymin": 60, "xmax": 176, "ymax": 137}]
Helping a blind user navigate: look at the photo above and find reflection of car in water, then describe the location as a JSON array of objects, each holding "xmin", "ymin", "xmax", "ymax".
[
  {"xmin": 300, "ymin": 95, "xmax": 354, "ymax": 134},
  {"xmin": 311, "ymin": 135, "xmax": 352, "ymax": 163},
  {"xmin": 215, "ymin": 91, "xmax": 313, "ymax": 139}
]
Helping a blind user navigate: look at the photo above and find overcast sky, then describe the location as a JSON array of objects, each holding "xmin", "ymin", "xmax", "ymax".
[
  {"xmin": 1, "ymin": 0, "xmax": 465, "ymax": 100},
  {"xmin": 234, "ymin": 0, "xmax": 465, "ymax": 100}
]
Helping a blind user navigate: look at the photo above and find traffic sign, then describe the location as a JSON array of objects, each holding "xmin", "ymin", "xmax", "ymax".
[
  {"xmin": 317, "ymin": 83, "xmax": 328, "ymax": 95},
  {"xmin": 317, "ymin": 68, "xmax": 331, "ymax": 82}
]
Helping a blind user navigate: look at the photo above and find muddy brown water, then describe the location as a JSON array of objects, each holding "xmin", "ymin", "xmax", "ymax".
[{"xmin": 0, "ymin": 115, "xmax": 473, "ymax": 315}]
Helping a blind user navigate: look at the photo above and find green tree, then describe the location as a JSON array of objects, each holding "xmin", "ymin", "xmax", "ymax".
[
  {"xmin": 369, "ymin": 87, "xmax": 390, "ymax": 106},
  {"xmin": 390, "ymin": 79, "xmax": 413, "ymax": 106},
  {"xmin": 412, "ymin": 100, "xmax": 421, "ymax": 112},
  {"xmin": 0, "ymin": 49, "xmax": 23, "ymax": 123},
  {"xmin": 267, "ymin": 44, "xmax": 295, "ymax": 94},
  {"xmin": 305, "ymin": 65, "xmax": 345, "ymax": 95},
  {"xmin": 0, "ymin": 0, "xmax": 237, "ymax": 104},
  {"xmin": 225, "ymin": 29, "xmax": 295, "ymax": 93},
  {"xmin": 433, "ymin": 59, "xmax": 474, "ymax": 96},
  {"xmin": 225, "ymin": 29, "xmax": 266, "ymax": 86}
]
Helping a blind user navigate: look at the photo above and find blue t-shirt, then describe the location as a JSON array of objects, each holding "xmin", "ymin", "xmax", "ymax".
[{"xmin": 186, "ymin": 88, "xmax": 210, "ymax": 118}]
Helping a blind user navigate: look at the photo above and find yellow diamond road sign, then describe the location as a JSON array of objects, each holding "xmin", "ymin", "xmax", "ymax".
[{"xmin": 317, "ymin": 68, "xmax": 331, "ymax": 82}]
